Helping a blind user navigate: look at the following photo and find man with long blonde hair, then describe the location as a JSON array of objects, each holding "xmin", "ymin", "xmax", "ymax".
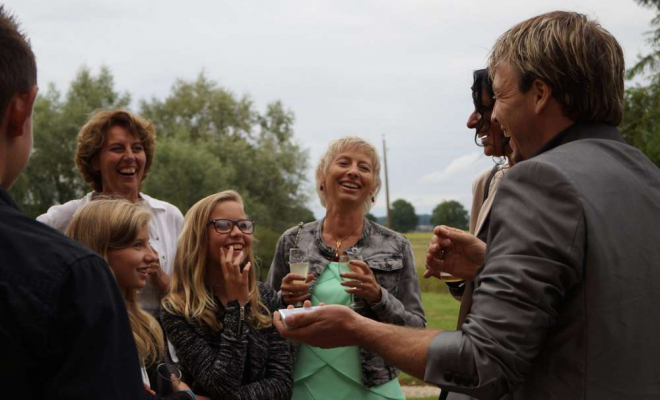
[{"xmin": 276, "ymin": 11, "xmax": 660, "ymax": 400}]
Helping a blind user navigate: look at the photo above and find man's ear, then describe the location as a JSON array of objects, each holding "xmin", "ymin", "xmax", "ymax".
[
  {"xmin": 532, "ymin": 79, "xmax": 553, "ymax": 115},
  {"xmin": 7, "ymin": 86, "xmax": 38, "ymax": 137}
]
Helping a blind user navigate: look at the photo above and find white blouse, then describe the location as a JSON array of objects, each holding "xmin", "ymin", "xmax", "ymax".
[{"xmin": 37, "ymin": 192, "xmax": 184, "ymax": 313}]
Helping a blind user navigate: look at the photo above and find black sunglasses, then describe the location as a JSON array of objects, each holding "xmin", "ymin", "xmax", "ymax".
[{"xmin": 208, "ymin": 219, "xmax": 255, "ymax": 234}]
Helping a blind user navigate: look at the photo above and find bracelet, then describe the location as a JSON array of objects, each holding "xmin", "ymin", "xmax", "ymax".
[{"xmin": 182, "ymin": 389, "xmax": 196, "ymax": 400}]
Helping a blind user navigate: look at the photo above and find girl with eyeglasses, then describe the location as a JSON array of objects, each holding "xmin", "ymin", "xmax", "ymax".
[{"xmin": 161, "ymin": 190, "xmax": 292, "ymax": 400}]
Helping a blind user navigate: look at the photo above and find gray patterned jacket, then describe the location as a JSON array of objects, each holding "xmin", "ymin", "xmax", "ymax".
[{"xmin": 266, "ymin": 218, "xmax": 426, "ymax": 387}]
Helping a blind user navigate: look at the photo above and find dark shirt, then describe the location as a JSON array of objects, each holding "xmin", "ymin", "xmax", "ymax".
[
  {"xmin": 161, "ymin": 282, "xmax": 293, "ymax": 400},
  {"xmin": 0, "ymin": 188, "xmax": 189, "ymax": 400}
]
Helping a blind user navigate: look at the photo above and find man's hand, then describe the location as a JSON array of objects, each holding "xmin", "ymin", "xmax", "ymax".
[
  {"xmin": 147, "ymin": 248, "xmax": 170, "ymax": 292},
  {"xmin": 274, "ymin": 305, "xmax": 363, "ymax": 348},
  {"xmin": 424, "ymin": 225, "xmax": 486, "ymax": 281}
]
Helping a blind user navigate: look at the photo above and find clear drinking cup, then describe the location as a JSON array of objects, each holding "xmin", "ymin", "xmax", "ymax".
[
  {"xmin": 156, "ymin": 363, "xmax": 182, "ymax": 396},
  {"xmin": 337, "ymin": 254, "xmax": 359, "ymax": 309}
]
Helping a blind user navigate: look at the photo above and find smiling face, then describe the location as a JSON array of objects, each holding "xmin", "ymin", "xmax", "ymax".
[
  {"xmin": 491, "ymin": 62, "xmax": 538, "ymax": 159},
  {"xmin": 323, "ymin": 148, "xmax": 374, "ymax": 211},
  {"xmin": 92, "ymin": 125, "xmax": 146, "ymax": 200},
  {"xmin": 206, "ymin": 200, "xmax": 253, "ymax": 270},
  {"xmin": 106, "ymin": 224, "xmax": 156, "ymax": 291},
  {"xmin": 466, "ymin": 89, "xmax": 507, "ymax": 158}
]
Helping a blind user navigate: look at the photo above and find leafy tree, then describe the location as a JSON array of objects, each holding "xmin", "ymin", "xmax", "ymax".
[
  {"xmin": 140, "ymin": 73, "xmax": 312, "ymax": 234},
  {"xmin": 365, "ymin": 213, "xmax": 377, "ymax": 222},
  {"xmin": 430, "ymin": 200, "xmax": 469, "ymax": 231},
  {"xmin": 10, "ymin": 66, "xmax": 130, "ymax": 217},
  {"xmin": 390, "ymin": 199, "xmax": 418, "ymax": 233},
  {"xmin": 621, "ymin": 0, "xmax": 660, "ymax": 166},
  {"xmin": 12, "ymin": 68, "xmax": 313, "ymax": 271}
]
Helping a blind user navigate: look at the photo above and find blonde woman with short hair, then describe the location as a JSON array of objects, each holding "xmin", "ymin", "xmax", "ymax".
[
  {"xmin": 161, "ymin": 190, "xmax": 292, "ymax": 400},
  {"xmin": 267, "ymin": 136, "xmax": 425, "ymax": 400},
  {"xmin": 66, "ymin": 198, "xmax": 195, "ymax": 399}
]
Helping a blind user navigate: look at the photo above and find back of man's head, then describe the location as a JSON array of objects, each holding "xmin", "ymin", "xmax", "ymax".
[
  {"xmin": 0, "ymin": 6, "xmax": 37, "ymax": 124},
  {"xmin": 488, "ymin": 11, "xmax": 624, "ymax": 126}
]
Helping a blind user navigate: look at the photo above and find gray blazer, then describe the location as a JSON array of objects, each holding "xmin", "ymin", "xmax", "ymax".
[{"xmin": 426, "ymin": 123, "xmax": 660, "ymax": 399}]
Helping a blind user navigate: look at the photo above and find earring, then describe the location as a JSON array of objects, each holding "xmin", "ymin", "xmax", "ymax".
[
  {"xmin": 320, "ymin": 185, "xmax": 324, "ymax": 191},
  {"xmin": 371, "ymin": 196, "xmax": 375, "ymax": 203}
]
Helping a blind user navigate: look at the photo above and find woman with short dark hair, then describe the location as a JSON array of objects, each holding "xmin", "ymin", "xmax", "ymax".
[{"xmin": 38, "ymin": 109, "xmax": 183, "ymax": 317}]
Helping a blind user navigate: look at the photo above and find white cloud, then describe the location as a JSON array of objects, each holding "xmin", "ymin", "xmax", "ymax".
[{"xmin": 421, "ymin": 151, "xmax": 481, "ymax": 183}]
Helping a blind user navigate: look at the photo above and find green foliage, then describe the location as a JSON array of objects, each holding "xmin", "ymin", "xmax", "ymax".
[
  {"xmin": 140, "ymin": 73, "xmax": 312, "ymax": 239},
  {"xmin": 253, "ymin": 226, "xmax": 283, "ymax": 281},
  {"xmin": 10, "ymin": 67, "xmax": 130, "ymax": 217},
  {"xmin": 621, "ymin": 82, "xmax": 660, "ymax": 166},
  {"xmin": 390, "ymin": 198, "xmax": 418, "ymax": 233},
  {"xmin": 628, "ymin": 0, "xmax": 660, "ymax": 83},
  {"xmin": 430, "ymin": 200, "xmax": 468, "ymax": 231},
  {"xmin": 365, "ymin": 212, "xmax": 377, "ymax": 222},
  {"xmin": 621, "ymin": 1, "xmax": 660, "ymax": 167}
]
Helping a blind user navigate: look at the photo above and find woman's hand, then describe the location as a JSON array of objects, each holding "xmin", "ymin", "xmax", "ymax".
[
  {"xmin": 280, "ymin": 273, "xmax": 313, "ymax": 305},
  {"xmin": 340, "ymin": 260, "xmax": 382, "ymax": 304},
  {"xmin": 171, "ymin": 373, "xmax": 191, "ymax": 392},
  {"xmin": 424, "ymin": 225, "xmax": 486, "ymax": 281},
  {"xmin": 142, "ymin": 383, "xmax": 155, "ymax": 395},
  {"xmin": 219, "ymin": 246, "xmax": 250, "ymax": 306},
  {"xmin": 147, "ymin": 252, "xmax": 170, "ymax": 292}
]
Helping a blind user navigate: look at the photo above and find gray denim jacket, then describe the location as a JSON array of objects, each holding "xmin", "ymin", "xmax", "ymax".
[{"xmin": 266, "ymin": 218, "xmax": 426, "ymax": 388}]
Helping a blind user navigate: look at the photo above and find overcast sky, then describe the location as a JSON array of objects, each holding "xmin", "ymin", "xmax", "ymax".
[{"xmin": 11, "ymin": 0, "xmax": 655, "ymax": 219}]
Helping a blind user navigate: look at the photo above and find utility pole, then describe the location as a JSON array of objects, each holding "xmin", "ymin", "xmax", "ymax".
[{"xmin": 382, "ymin": 136, "xmax": 391, "ymax": 228}]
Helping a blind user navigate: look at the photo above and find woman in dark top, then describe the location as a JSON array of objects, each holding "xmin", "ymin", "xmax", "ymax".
[{"xmin": 161, "ymin": 190, "xmax": 292, "ymax": 400}]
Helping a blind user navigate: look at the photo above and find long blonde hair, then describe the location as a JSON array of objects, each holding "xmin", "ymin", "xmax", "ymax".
[
  {"xmin": 66, "ymin": 197, "xmax": 164, "ymax": 367},
  {"xmin": 162, "ymin": 190, "xmax": 271, "ymax": 331}
]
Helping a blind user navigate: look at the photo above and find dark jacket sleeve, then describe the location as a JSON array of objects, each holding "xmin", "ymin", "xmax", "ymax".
[
  {"xmin": 48, "ymin": 256, "xmax": 193, "ymax": 399},
  {"xmin": 424, "ymin": 161, "xmax": 585, "ymax": 399},
  {"xmin": 265, "ymin": 232, "xmax": 291, "ymax": 308},
  {"xmin": 162, "ymin": 285, "xmax": 292, "ymax": 400}
]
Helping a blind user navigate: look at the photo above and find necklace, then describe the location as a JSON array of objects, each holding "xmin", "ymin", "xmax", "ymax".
[{"xmin": 324, "ymin": 220, "xmax": 363, "ymax": 259}]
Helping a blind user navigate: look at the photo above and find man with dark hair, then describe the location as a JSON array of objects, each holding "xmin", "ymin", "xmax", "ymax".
[
  {"xmin": 0, "ymin": 7, "xmax": 192, "ymax": 399},
  {"xmin": 275, "ymin": 11, "xmax": 660, "ymax": 400}
]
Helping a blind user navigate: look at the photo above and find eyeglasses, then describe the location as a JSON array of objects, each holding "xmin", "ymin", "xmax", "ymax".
[{"xmin": 208, "ymin": 219, "xmax": 255, "ymax": 234}]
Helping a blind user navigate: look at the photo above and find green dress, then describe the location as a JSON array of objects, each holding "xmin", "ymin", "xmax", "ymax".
[{"xmin": 292, "ymin": 262, "xmax": 406, "ymax": 400}]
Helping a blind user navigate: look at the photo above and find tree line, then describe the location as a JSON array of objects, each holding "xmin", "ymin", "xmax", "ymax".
[{"xmin": 368, "ymin": 199, "xmax": 469, "ymax": 233}]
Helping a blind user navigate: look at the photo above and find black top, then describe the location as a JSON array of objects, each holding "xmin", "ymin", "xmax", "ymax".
[
  {"xmin": 0, "ymin": 188, "xmax": 189, "ymax": 400},
  {"xmin": 162, "ymin": 282, "xmax": 293, "ymax": 400}
]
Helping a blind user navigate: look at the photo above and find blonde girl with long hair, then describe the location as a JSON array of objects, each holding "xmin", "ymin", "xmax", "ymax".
[
  {"xmin": 161, "ymin": 190, "xmax": 292, "ymax": 400},
  {"xmin": 66, "ymin": 198, "xmax": 196, "ymax": 400}
]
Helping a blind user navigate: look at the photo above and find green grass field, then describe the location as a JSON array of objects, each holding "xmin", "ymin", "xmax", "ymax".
[{"xmin": 397, "ymin": 232, "xmax": 461, "ymax": 389}]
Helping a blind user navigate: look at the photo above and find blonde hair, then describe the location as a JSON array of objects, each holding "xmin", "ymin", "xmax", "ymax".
[
  {"xmin": 488, "ymin": 11, "xmax": 624, "ymax": 125},
  {"xmin": 66, "ymin": 198, "xmax": 164, "ymax": 368},
  {"xmin": 162, "ymin": 190, "xmax": 271, "ymax": 331},
  {"xmin": 315, "ymin": 136, "xmax": 382, "ymax": 214},
  {"xmin": 75, "ymin": 109, "xmax": 157, "ymax": 192}
]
